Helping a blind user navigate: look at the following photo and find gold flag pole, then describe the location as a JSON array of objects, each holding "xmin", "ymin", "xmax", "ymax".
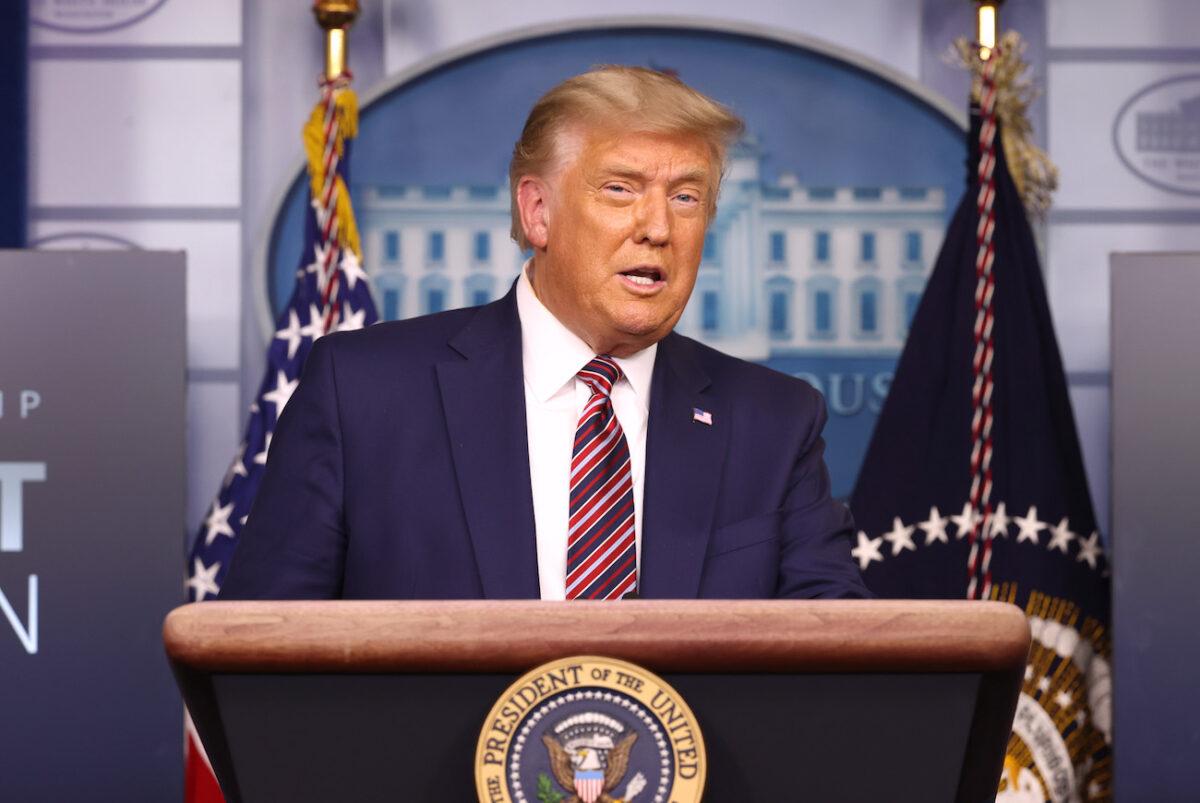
[
  {"xmin": 313, "ymin": 0, "xmax": 360, "ymax": 80},
  {"xmin": 306, "ymin": 0, "xmax": 364, "ymax": 332}
]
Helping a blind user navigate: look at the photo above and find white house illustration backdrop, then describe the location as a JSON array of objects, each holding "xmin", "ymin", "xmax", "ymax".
[{"xmin": 357, "ymin": 136, "xmax": 945, "ymax": 361}]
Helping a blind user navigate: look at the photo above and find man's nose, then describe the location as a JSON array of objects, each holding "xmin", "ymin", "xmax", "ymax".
[{"xmin": 634, "ymin": 190, "xmax": 671, "ymax": 246}]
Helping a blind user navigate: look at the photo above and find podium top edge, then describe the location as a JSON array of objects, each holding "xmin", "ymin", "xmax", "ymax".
[{"xmin": 163, "ymin": 599, "xmax": 1030, "ymax": 676}]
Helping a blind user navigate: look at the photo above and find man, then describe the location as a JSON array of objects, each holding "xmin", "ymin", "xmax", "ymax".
[{"xmin": 220, "ymin": 66, "xmax": 869, "ymax": 600}]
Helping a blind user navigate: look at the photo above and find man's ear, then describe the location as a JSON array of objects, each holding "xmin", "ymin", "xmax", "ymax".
[{"xmin": 516, "ymin": 175, "xmax": 551, "ymax": 250}]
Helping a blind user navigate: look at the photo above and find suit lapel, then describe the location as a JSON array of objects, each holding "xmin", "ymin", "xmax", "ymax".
[
  {"xmin": 640, "ymin": 333, "xmax": 728, "ymax": 598},
  {"xmin": 436, "ymin": 289, "xmax": 540, "ymax": 599}
]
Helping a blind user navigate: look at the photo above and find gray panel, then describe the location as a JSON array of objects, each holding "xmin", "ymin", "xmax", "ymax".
[
  {"xmin": 1050, "ymin": 209, "xmax": 1200, "ymax": 225},
  {"xmin": 30, "ymin": 45, "xmax": 244, "ymax": 60},
  {"xmin": 0, "ymin": 250, "xmax": 185, "ymax": 800},
  {"xmin": 32, "ymin": 205, "xmax": 241, "ymax": 221},
  {"xmin": 1112, "ymin": 252, "xmax": 1200, "ymax": 800},
  {"xmin": 1048, "ymin": 47, "xmax": 1200, "ymax": 63}
]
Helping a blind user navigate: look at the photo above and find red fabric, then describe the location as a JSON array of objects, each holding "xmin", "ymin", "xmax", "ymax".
[{"xmin": 184, "ymin": 732, "xmax": 224, "ymax": 803}]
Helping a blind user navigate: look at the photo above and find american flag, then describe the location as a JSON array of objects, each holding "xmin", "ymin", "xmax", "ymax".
[{"xmin": 182, "ymin": 74, "xmax": 378, "ymax": 802}]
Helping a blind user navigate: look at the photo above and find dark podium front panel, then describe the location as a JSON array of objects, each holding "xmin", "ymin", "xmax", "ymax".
[
  {"xmin": 166, "ymin": 600, "xmax": 1027, "ymax": 803},
  {"xmin": 214, "ymin": 672, "xmax": 981, "ymax": 802}
]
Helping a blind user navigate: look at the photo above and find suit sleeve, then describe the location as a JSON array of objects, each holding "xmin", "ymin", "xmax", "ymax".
[
  {"xmin": 776, "ymin": 385, "xmax": 873, "ymax": 599},
  {"xmin": 219, "ymin": 337, "xmax": 347, "ymax": 599}
]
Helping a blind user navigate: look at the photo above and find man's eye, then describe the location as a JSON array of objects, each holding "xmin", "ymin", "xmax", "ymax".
[
  {"xmin": 675, "ymin": 193, "xmax": 700, "ymax": 204},
  {"xmin": 605, "ymin": 185, "xmax": 630, "ymax": 194}
]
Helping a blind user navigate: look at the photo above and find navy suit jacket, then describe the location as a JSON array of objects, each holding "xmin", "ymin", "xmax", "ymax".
[{"xmin": 220, "ymin": 287, "xmax": 870, "ymax": 600}]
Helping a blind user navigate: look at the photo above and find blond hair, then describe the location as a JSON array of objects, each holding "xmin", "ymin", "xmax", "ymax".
[{"xmin": 508, "ymin": 66, "xmax": 745, "ymax": 249}]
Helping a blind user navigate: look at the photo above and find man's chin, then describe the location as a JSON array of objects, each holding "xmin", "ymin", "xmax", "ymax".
[
  {"xmin": 604, "ymin": 317, "xmax": 676, "ymax": 354},
  {"xmin": 581, "ymin": 298, "xmax": 682, "ymax": 354}
]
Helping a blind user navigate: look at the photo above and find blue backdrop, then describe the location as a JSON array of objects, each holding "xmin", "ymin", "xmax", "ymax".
[{"xmin": 266, "ymin": 25, "xmax": 966, "ymax": 497}]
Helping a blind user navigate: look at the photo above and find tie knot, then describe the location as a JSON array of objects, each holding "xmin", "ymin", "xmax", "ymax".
[{"xmin": 578, "ymin": 355, "xmax": 622, "ymax": 398}]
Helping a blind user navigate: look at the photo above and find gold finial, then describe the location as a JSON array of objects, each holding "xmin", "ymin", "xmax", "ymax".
[
  {"xmin": 313, "ymin": 0, "xmax": 360, "ymax": 81},
  {"xmin": 975, "ymin": 0, "xmax": 1003, "ymax": 61},
  {"xmin": 949, "ymin": 30, "xmax": 1059, "ymax": 218}
]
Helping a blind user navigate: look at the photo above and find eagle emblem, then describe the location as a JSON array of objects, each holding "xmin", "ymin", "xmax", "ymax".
[
  {"xmin": 541, "ymin": 713, "xmax": 647, "ymax": 803},
  {"xmin": 474, "ymin": 657, "xmax": 705, "ymax": 803}
]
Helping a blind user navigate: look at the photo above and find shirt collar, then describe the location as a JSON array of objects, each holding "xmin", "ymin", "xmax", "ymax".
[{"xmin": 516, "ymin": 260, "xmax": 657, "ymax": 410}]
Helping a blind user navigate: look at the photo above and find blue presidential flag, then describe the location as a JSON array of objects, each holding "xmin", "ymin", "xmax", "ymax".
[{"xmin": 849, "ymin": 98, "xmax": 1113, "ymax": 801}]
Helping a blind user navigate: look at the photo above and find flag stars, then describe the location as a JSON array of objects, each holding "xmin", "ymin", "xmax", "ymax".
[
  {"xmin": 254, "ymin": 432, "xmax": 273, "ymax": 466},
  {"xmin": 1054, "ymin": 690, "xmax": 1073, "ymax": 710},
  {"xmin": 302, "ymin": 303, "xmax": 327, "ymax": 342},
  {"xmin": 1015, "ymin": 506, "xmax": 1048, "ymax": 545},
  {"xmin": 856, "ymin": 501, "xmax": 1097, "ymax": 564},
  {"xmin": 1076, "ymin": 531, "xmax": 1103, "ymax": 569},
  {"xmin": 339, "ymin": 249, "xmax": 369, "ymax": 290},
  {"xmin": 989, "ymin": 501, "xmax": 1010, "ymax": 539},
  {"xmin": 851, "ymin": 531, "xmax": 884, "ymax": 571},
  {"xmin": 1036, "ymin": 675, "xmax": 1051, "ymax": 694},
  {"xmin": 187, "ymin": 558, "xmax": 221, "ymax": 602},
  {"xmin": 203, "ymin": 501, "xmax": 235, "ymax": 546},
  {"xmin": 306, "ymin": 241, "xmax": 334, "ymax": 285},
  {"xmin": 918, "ymin": 506, "xmax": 949, "ymax": 545},
  {"xmin": 262, "ymin": 371, "xmax": 299, "ymax": 416},
  {"xmin": 951, "ymin": 502, "xmax": 980, "ymax": 539},
  {"xmin": 337, "ymin": 303, "xmax": 367, "ymax": 332},
  {"xmin": 222, "ymin": 442, "xmax": 249, "ymax": 488},
  {"xmin": 883, "ymin": 517, "xmax": 917, "ymax": 555},
  {"xmin": 275, "ymin": 309, "xmax": 306, "ymax": 360},
  {"xmin": 1048, "ymin": 517, "xmax": 1076, "ymax": 553}
]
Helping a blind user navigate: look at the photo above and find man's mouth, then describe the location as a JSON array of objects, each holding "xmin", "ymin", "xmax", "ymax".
[{"xmin": 618, "ymin": 267, "xmax": 665, "ymax": 287}]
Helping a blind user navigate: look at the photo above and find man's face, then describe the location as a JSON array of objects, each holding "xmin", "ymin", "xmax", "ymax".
[{"xmin": 525, "ymin": 127, "xmax": 715, "ymax": 357}]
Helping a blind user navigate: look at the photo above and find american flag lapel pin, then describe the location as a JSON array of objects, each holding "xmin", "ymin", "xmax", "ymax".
[{"xmin": 692, "ymin": 407, "xmax": 713, "ymax": 426}]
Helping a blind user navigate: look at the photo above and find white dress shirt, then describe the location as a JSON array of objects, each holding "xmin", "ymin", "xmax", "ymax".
[{"xmin": 515, "ymin": 264, "xmax": 657, "ymax": 600}]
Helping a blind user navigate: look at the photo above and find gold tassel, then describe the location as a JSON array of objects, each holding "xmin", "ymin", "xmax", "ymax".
[
  {"xmin": 949, "ymin": 31, "xmax": 1058, "ymax": 220},
  {"xmin": 301, "ymin": 86, "xmax": 362, "ymax": 258}
]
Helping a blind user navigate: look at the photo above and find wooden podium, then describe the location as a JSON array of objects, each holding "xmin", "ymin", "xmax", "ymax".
[{"xmin": 165, "ymin": 600, "xmax": 1028, "ymax": 802}]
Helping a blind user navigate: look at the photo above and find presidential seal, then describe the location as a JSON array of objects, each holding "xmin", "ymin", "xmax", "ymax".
[
  {"xmin": 475, "ymin": 656, "xmax": 705, "ymax": 803},
  {"xmin": 992, "ymin": 587, "xmax": 1113, "ymax": 801}
]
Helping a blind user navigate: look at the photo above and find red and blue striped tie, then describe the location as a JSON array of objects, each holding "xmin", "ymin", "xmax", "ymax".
[{"xmin": 565, "ymin": 356, "xmax": 638, "ymax": 600}]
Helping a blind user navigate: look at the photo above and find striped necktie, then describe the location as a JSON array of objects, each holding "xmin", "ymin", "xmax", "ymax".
[{"xmin": 565, "ymin": 356, "xmax": 638, "ymax": 600}]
